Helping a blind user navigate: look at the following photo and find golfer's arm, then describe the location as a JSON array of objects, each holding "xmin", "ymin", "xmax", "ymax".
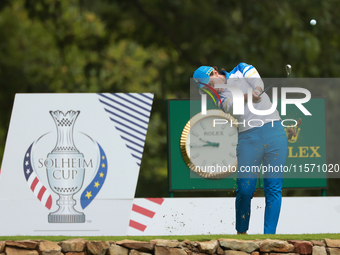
[{"xmin": 244, "ymin": 66, "xmax": 264, "ymax": 91}]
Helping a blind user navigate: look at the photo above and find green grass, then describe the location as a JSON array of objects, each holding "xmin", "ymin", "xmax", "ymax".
[{"xmin": 0, "ymin": 234, "xmax": 339, "ymax": 242}]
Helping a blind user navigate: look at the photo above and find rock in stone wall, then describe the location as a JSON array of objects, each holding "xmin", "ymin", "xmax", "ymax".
[{"xmin": 60, "ymin": 239, "xmax": 87, "ymax": 253}]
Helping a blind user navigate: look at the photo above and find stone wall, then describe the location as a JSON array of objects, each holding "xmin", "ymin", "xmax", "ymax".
[{"xmin": 0, "ymin": 238, "xmax": 339, "ymax": 255}]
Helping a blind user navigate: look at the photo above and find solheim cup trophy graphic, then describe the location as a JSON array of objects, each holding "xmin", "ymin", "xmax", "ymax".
[{"xmin": 46, "ymin": 110, "xmax": 85, "ymax": 223}]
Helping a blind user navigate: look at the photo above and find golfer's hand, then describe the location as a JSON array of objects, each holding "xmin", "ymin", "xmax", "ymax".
[
  {"xmin": 252, "ymin": 90, "xmax": 262, "ymax": 103},
  {"xmin": 243, "ymin": 90, "xmax": 262, "ymax": 103}
]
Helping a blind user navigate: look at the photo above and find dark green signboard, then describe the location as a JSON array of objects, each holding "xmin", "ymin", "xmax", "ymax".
[{"xmin": 167, "ymin": 98, "xmax": 327, "ymax": 191}]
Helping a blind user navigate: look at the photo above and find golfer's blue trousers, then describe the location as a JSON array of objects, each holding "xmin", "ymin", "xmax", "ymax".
[{"xmin": 235, "ymin": 121, "xmax": 287, "ymax": 234}]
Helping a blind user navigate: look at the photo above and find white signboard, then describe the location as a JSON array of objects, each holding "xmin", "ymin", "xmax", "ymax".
[
  {"xmin": 0, "ymin": 93, "xmax": 154, "ymax": 235},
  {"xmin": 127, "ymin": 197, "xmax": 340, "ymax": 235}
]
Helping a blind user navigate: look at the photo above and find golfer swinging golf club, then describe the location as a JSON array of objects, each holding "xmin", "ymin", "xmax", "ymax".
[{"xmin": 193, "ymin": 63, "xmax": 288, "ymax": 234}]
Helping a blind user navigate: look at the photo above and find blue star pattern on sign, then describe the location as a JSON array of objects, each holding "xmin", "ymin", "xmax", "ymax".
[
  {"xmin": 23, "ymin": 144, "xmax": 34, "ymax": 181},
  {"xmin": 80, "ymin": 142, "xmax": 107, "ymax": 209}
]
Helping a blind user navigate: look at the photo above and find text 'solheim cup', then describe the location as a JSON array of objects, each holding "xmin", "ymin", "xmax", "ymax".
[{"xmin": 47, "ymin": 110, "xmax": 85, "ymax": 223}]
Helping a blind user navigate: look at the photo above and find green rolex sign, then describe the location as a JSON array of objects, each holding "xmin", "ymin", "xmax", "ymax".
[{"xmin": 167, "ymin": 98, "xmax": 327, "ymax": 192}]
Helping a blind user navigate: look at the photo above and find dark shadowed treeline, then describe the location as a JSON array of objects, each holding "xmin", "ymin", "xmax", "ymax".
[{"xmin": 0, "ymin": 0, "xmax": 340, "ymax": 197}]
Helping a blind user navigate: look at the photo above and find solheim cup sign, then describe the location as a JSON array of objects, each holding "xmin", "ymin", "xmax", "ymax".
[
  {"xmin": 0, "ymin": 93, "xmax": 153, "ymax": 235},
  {"xmin": 24, "ymin": 110, "xmax": 106, "ymax": 223}
]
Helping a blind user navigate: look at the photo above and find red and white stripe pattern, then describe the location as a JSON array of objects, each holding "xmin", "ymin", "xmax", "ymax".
[
  {"xmin": 23, "ymin": 143, "xmax": 52, "ymax": 210},
  {"xmin": 128, "ymin": 198, "xmax": 164, "ymax": 234}
]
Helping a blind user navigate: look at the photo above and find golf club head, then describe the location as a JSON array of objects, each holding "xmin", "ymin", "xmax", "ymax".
[{"xmin": 286, "ymin": 64, "xmax": 292, "ymax": 77}]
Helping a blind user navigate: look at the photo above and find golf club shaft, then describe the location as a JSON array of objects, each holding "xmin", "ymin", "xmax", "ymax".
[{"xmin": 259, "ymin": 81, "xmax": 278, "ymax": 96}]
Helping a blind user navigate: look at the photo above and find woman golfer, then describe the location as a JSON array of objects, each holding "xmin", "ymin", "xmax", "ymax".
[{"xmin": 193, "ymin": 63, "xmax": 288, "ymax": 234}]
